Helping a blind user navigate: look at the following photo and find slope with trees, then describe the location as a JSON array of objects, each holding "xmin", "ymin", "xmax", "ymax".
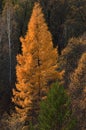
[
  {"xmin": 69, "ymin": 52, "xmax": 86, "ymax": 130},
  {"xmin": 59, "ymin": 37, "xmax": 86, "ymax": 88},
  {"xmin": 0, "ymin": 0, "xmax": 85, "ymax": 130}
]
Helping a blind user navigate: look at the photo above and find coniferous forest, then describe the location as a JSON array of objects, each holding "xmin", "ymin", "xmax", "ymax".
[{"xmin": 0, "ymin": 0, "xmax": 86, "ymax": 130}]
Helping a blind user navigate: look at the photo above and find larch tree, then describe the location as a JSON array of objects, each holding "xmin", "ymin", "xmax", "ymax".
[{"xmin": 12, "ymin": 2, "xmax": 62, "ymax": 123}]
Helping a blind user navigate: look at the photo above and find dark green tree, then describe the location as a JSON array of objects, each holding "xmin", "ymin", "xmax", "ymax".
[{"xmin": 38, "ymin": 82, "xmax": 76, "ymax": 130}]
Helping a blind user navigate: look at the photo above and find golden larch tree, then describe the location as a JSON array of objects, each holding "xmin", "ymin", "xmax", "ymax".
[{"xmin": 12, "ymin": 2, "xmax": 62, "ymax": 122}]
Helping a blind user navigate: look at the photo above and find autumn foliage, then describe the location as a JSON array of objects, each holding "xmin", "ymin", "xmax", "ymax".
[
  {"xmin": 12, "ymin": 2, "xmax": 62, "ymax": 122},
  {"xmin": 0, "ymin": 1, "xmax": 86, "ymax": 130}
]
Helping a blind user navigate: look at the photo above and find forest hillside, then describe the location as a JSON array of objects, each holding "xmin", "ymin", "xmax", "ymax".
[{"xmin": 0, "ymin": 0, "xmax": 86, "ymax": 130}]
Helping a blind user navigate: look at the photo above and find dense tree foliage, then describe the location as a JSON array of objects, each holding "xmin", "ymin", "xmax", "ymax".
[
  {"xmin": 38, "ymin": 82, "xmax": 76, "ymax": 130},
  {"xmin": 12, "ymin": 2, "xmax": 62, "ymax": 124},
  {"xmin": 0, "ymin": 0, "xmax": 86, "ymax": 89},
  {"xmin": 0, "ymin": 0, "xmax": 86, "ymax": 130}
]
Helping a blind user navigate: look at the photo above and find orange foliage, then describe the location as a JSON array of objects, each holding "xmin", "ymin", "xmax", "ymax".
[{"xmin": 12, "ymin": 2, "xmax": 62, "ymax": 122}]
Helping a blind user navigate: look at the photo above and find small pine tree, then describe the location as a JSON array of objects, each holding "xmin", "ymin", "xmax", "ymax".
[
  {"xmin": 12, "ymin": 2, "xmax": 63, "ymax": 123},
  {"xmin": 38, "ymin": 82, "xmax": 76, "ymax": 130}
]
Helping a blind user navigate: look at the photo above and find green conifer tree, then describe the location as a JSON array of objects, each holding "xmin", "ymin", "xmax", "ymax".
[{"xmin": 38, "ymin": 82, "xmax": 76, "ymax": 130}]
